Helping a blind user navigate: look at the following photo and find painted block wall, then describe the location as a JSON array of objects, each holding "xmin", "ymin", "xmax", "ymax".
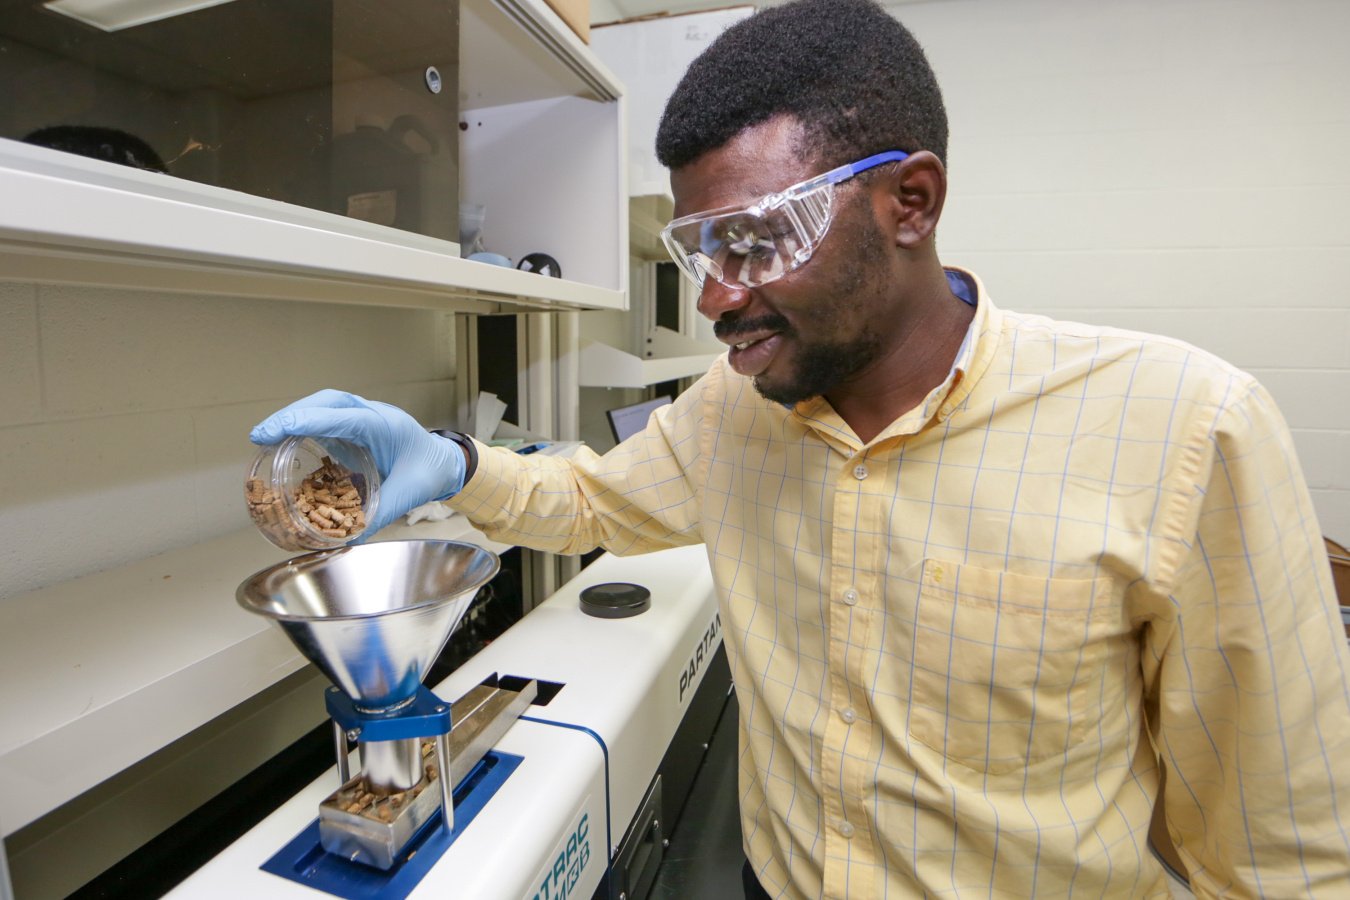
[
  {"xmin": 0, "ymin": 283, "xmax": 457, "ymax": 602},
  {"xmin": 896, "ymin": 0, "xmax": 1350, "ymax": 540}
]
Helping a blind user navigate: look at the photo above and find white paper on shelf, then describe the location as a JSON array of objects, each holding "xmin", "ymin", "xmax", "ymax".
[
  {"xmin": 473, "ymin": 391, "xmax": 508, "ymax": 442},
  {"xmin": 491, "ymin": 420, "xmax": 547, "ymax": 442}
]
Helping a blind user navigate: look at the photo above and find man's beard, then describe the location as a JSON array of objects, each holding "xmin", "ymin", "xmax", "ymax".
[
  {"xmin": 759, "ymin": 328, "xmax": 883, "ymax": 405},
  {"xmin": 714, "ymin": 212, "xmax": 887, "ymax": 406}
]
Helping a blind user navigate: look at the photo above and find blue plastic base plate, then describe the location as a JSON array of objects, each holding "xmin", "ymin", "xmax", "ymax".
[{"xmin": 260, "ymin": 751, "xmax": 523, "ymax": 900}]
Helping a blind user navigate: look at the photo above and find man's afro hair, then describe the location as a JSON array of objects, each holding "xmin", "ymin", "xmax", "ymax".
[{"xmin": 655, "ymin": 0, "xmax": 948, "ymax": 173}]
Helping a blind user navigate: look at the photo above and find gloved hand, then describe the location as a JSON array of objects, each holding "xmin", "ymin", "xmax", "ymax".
[{"xmin": 251, "ymin": 390, "xmax": 467, "ymax": 537}]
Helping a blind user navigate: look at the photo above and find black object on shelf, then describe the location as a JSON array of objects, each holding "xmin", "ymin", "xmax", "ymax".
[
  {"xmin": 517, "ymin": 252, "xmax": 561, "ymax": 277},
  {"xmin": 579, "ymin": 582, "xmax": 651, "ymax": 618}
]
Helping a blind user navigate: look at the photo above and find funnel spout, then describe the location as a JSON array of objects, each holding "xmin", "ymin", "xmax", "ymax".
[{"xmin": 362, "ymin": 738, "xmax": 424, "ymax": 795}]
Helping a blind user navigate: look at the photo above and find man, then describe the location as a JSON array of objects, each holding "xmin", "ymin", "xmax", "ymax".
[{"xmin": 253, "ymin": 0, "xmax": 1350, "ymax": 896}]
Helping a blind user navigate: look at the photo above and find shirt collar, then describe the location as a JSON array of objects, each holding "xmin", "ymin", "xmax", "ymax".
[
  {"xmin": 944, "ymin": 269, "xmax": 980, "ymax": 382},
  {"xmin": 789, "ymin": 266, "xmax": 1000, "ymax": 451}
]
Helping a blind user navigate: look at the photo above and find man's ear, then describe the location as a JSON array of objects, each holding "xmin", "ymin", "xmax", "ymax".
[{"xmin": 872, "ymin": 150, "xmax": 947, "ymax": 249}]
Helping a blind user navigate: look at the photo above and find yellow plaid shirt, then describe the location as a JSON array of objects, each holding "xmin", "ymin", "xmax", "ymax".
[{"xmin": 449, "ymin": 269, "xmax": 1350, "ymax": 899}]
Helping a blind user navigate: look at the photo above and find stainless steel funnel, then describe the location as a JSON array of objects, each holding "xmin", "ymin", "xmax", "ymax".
[{"xmin": 237, "ymin": 540, "xmax": 499, "ymax": 791}]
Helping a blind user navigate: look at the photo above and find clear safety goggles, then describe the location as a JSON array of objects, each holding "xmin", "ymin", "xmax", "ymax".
[{"xmin": 660, "ymin": 150, "xmax": 910, "ymax": 290}]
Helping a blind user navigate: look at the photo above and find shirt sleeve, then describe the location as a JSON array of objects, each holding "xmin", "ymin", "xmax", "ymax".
[
  {"xmin": 1146, "ymin": 380, "xmax": 1350, "ymax": 898},
  {"xmin": 444, "ymin": 373, "xmax": 709, "ymax": 556}
]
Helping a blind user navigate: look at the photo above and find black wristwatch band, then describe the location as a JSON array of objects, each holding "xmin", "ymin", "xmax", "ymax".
[{"xmin": 433, "ymin": 430, "xmax": 478, "ymax": 485}]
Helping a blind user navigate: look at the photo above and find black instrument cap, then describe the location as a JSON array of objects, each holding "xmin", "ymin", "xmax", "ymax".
[{"xmin": 579, "ymin": 582, "xmax": 651, "ymax": 618}]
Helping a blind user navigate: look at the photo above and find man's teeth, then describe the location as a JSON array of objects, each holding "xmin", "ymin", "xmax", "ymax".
[{"xmin": 734, "ymin": 337, "xmax": 762, "ymax": 350}]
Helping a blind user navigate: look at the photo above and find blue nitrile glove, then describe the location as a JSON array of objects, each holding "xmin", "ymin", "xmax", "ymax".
[{"xmin": 251, "ymin": 390, "xmax": 467, "ymax": 536}]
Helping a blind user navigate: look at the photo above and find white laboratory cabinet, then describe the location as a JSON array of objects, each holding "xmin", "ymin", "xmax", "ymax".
[
  {"xmin": 0, "ymin": 0, "xmax": 628, "ymax": 315},
  {"xmin": 0, "ymin": 0, "xmax": 632, "ymax": 895}
]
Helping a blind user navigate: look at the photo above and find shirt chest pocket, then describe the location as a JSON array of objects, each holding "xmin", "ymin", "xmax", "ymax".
[{"xmin": 906, "ymin": 559, "xmax": 1112, "ymax": 775}]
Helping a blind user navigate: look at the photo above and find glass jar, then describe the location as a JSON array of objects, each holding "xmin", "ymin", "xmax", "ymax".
[{"xmin": 245, "ymin": 436, "xmax": 381, "ymax": 551}]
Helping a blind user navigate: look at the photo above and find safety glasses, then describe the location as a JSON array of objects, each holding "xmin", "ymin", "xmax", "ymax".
[{"xmin": 660, "ymin": 150, "xmax": 909, "ymax": 290}]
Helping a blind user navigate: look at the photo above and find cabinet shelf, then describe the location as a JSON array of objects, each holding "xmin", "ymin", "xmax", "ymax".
[
  {"xmin": 0, "ymin": 140, "xmax": 624, "ymax": 314},
  {"xmin": 0, "ymin": 518, "xmax": 509, "ymax": 838},
  {"xmin": 580, "ymin": 326, "xmax": 723, "ymax": 388},
  {"xmin": 462, "ymin": 0, "xmax": 621, "ymax": 110}
]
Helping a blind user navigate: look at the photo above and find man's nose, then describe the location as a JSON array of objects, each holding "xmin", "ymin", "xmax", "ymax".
[{"xmin": 697, "ymin": 277, "xmax": 751, "ymax": 322}]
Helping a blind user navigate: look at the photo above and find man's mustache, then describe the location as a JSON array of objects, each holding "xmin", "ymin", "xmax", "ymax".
[{"xmin": 714, "ymin": 312, "xmax": 792, "ymax": 341}]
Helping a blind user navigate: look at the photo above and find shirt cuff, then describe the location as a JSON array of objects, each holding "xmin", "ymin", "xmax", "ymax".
[{"xmin": 443, "ymin": 435, "xmax": 523, "ymax": 520}]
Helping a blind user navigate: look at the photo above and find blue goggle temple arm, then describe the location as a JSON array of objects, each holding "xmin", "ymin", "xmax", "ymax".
[{"xmin": 822, "ymin": 149, "xmax": 911, "ymax": 185}]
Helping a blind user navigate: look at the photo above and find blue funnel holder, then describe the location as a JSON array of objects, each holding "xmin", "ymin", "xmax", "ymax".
[{"xmin": 326, "ymin": 684, "xmax": 457, "ymax": 832}]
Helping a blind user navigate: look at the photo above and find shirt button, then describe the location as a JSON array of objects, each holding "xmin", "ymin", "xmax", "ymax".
[
  {"xmin": 842, "ymin": 589, "xmax": 859, "ymax": 606},
  {"xmin": 840, "ymin": 707, "xmax": 857, "ymax": 724},
  {"xmin": 852, "ymin": 464, "xmax": 869, "ymax": 481},
  {"xmin": 838, "ymin": 821, "xmax": 855, "ymax": 839}
]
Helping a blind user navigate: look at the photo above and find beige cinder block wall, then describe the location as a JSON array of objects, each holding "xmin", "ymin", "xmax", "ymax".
[
  {"xmin": 898, "ymin": 0, "xmax": 1350, "ymax": 539},
  {"xmin": 0, "ymin": 284, "xmax": 457, "ymax": 602}
]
